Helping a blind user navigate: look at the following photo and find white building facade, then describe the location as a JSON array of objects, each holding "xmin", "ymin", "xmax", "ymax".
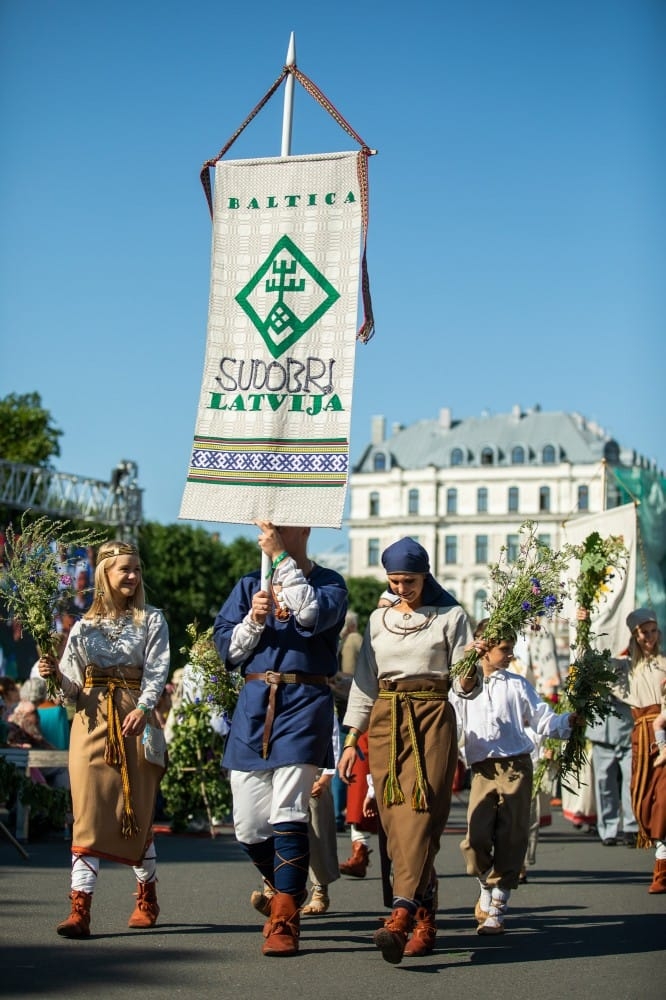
[{"xmin": 348, "ymin": 405, "xmax": 645, "ymax": 622}]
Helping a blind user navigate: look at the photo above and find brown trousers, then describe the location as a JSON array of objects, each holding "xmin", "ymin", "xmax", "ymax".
[
  {"xmin": 368, "ymin": 678, "xmax": 457, "ymax": 904},
  {"xmin": 460, "ymin": 754, "xmax": 532, "ymax": 891}
]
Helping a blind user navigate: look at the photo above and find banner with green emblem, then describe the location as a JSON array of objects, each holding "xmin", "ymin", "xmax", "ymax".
[{"xmin": 180, "ymin": 151, "xmax": 365, "ymax": 527}]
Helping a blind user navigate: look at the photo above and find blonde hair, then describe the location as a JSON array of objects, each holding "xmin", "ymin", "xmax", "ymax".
[{"xmin": 87, "ymin": 540, "xmax": 146, "ymax": 623}]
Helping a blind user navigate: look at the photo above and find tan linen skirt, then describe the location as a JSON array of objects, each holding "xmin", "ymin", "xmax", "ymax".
[
  {"xmin": 368, "ymin": 677, "xmax": 457, "ymax": 903},
  {"xmin": 69, "ymin": 665, "xmax": 165, "ymax": 866}
]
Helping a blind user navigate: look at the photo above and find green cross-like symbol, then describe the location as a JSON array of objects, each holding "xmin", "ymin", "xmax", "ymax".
[{"xmin": 235, "ymin": 235, "xmax": 340, "ymax": 359}]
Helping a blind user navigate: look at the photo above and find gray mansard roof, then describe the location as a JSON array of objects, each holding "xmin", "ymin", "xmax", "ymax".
[{"xmin": 353, "ymin": 407, "xmax": 620, "ymax": 473}]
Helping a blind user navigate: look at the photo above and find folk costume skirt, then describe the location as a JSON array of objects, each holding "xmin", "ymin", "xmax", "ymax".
[
  {"xmin": 368, "ymin": 677, "xmax": 457, "ymax": 903},
  {"xmin": 69, "ymin": 665, "xmax": 165, "ymax": 866},
  {"xmin": 631, "ymin": 704, "xmax": 666, "ymax": 847}
]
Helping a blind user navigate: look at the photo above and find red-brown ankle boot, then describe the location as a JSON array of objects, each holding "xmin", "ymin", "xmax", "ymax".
[
  {"xmin": 262, "ymin": 892, "xmax": 301, "ymax": 957},
  {"xmin": 648, "ymin": 858, "xmax": 666, "ymax": 894},
  {"xmin": 403, "ymin": 906, "xmax": 436, "ymax": 956},
  {"xmin": 128, "ymin": 880, "xmax": 160, "ymax": 928},
  {"xmin": 373, "ymin": 906, "xmax": 414, "ymax": 964},
  {"xmin": 56, "ymin": 891, "xmax": 92, "ymax": 938},
  {"xmin": 339, "ymin": 841, "xmax": 371, "ymax": 878}
]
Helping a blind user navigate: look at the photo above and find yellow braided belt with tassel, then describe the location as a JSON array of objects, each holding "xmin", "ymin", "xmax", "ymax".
[
  {"xmin": 377, "ymin": 688, "xmax": 447, "ymax": 812},
  {"xmin": 84, "ymin": 672, "xmax": 142, "ymax": 838}
]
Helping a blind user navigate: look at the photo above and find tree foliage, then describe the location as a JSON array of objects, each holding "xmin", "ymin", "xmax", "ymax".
[
  {"xmin": 0, "ymin": 392, "xmax": 62, "ymax": 467},
  {"xmin": 345, "ymin": 575, "xmax": 386, "ymax": 633},
  {"xmin": 138, "ymin": 522, "xmax": 258, "ymax": 672}
]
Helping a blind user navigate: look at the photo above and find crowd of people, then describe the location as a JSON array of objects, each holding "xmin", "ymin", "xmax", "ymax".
[{"xmin": 2, "ymin": 526, "xmax": 665, "ymax": 962}]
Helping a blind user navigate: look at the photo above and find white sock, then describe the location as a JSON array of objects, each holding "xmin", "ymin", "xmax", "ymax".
[
  {"xmin": 133, "ymin": 842, "xmax": 158, "ymax": 883},
  {"xmin": 71, "ymin": 854, "xmax": 99, "ymax": 893}
]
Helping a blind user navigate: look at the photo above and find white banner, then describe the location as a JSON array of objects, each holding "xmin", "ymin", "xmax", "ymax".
[
  {"xmin": 561, "ymin": 503, "xmax": 637, "ymax": 655},
  {"xmin": 180, "ymin": 151, "xmax": 364, "ymax": 527}
]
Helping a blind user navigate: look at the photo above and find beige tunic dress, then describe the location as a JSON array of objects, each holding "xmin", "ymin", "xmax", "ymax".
[
  {"xmin": 58, "ymin": 609, "xmax": 170, "ymax": 865},
  {"xmin": 344, "ymin": 603, "xmax": 471, "ymax": 904}
]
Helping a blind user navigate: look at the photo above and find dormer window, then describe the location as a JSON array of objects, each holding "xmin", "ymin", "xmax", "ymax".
[
  {"xmin": 373, "ymin": 451, "xmax": 386, "ymax": 472},
  {"xmin": 481, "ymin": 447, "xmax": 494, "ymax": 466},
  {"xmin": 511, "ymin": 446, "xmax": 525, "ymax": 464},
  {"xmin": 542, "ymin": 445, "xmax": 556, "ymax": 464},
  {"xmin": 451, "ymin": 447, "xmax": 464, "ymax": 466}
]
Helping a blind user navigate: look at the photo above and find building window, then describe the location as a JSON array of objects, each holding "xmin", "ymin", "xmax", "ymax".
[
  {"xmin": 446, "ymin": 488, "xmax": 457, "ymax": 515},
  {"xmin": 604, "ymin": 440, "xmax": 620, "ymax": 463},
  {"xmin": 538, "ymin": 533, "xmax": 551, "ymax": 549},
  {"xmin": 369, "ymin": 491, "xmax": 380, "ymax": 517},
  {"xmin": 542, "ymin": 444, "xmax": 556, "ymax": 464},
  {"xmin": 451, "ymin": 448, "xmax": 463, "ymax": 466},
  {"xmin": 474, "ymin": 589, "xmax": 487, "ymax": 623},
  {"xmin": 477, "ymin": 487, "xmax": 488, "ymax": 513},
  {"xmin": 511, "ymin": 446, "xmax": 525, "ymax": 464},
  {"xmin": 506, "ymin": 534, "xmax": 520, "ymax": 563},
  {"xmin": 445, "ymin": 535, "xmax": 457, "ymax": 564},
  {"xmin": 539, "ymin": 486, "xmax": 551, "ymax": 512},
  {"xmin": 481, "ymin": 447, "xmax": 494, "ymax": 465},
  {"xmin": 475, "ymin": 535, "xmax": 488, "ymax": 564},
  {"xmin": 368, "ymin": 538, "xmax": 380, "ymax": 566},
  {"xmin": 508, "ymin": 486, "xmax": 519, "ymax": 513},
  {"xmin": 373, "ymin": 452, "xmax": 386, "ymax": 472},
  {"xmin": 577, "ymin": 485, "xmax": 589, "ymax": 511},
  {"xmin": 408, "ymin": 488, "xmax": 419, "ymax": 515}
]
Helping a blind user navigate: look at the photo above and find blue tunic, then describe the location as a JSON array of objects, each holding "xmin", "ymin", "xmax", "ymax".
[{"xmin": 214, "ymin": 565, "xmax": 347, "ymax": 771}]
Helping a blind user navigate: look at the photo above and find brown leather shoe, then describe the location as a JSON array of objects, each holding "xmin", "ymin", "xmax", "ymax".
[
  {"xmin": 373, "ymin": 906, "xmax": 413, "ymax": 964},
  {"xmin": 262, "ymin": 892, "xmax": 301, "ymax": 956},
  {"xmin": 339, "ymin": 841, "xmax": 371, "ymax": 878},
  {"xmin": 56, "ymin": 891, "xmax": 92, "ymax": 938},
  {"xmin": 648, "ymin": 859, "xmax": 666, "ymax": 893},
  {"xmin": 403, "ymin": 907, "xmax": 436, "ymax": 957},
  {"xmin": 128, "ymin": 880, "xmax": 160, "ymax": 928}
]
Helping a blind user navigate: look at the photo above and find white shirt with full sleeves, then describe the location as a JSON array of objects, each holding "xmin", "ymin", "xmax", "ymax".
[
  {"xmin": 56, "ymin": 607, "xmax": 170, "ymax": 711},
  {"xmin": 449, "ymin": 668, "xmax": 573, "ymax": 767}
]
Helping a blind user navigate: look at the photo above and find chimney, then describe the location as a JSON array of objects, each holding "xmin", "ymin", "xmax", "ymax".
[
  {"xmin": 371, "ymin": 415, "xmax": 386, "ymax": 446},
  {"xmin": 512, "ymin": 404, "xmax": 522, "ymax": 419},
  {"xmin": 439, "ymin": 407, "xmax": 452, "ymax": 430}
]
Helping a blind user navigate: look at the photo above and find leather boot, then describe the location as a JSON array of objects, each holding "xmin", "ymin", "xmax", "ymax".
[
  {"xmin": 128, "ymin": 880, "xmax": 160, "ymax": 928},
  {"xmin": 301, "ymin": 884, "xmax": 330, "ymax": 915},
  {"xmin": 648, "ymin": 858, "xmax": 666, "ymax": 894},
  {"xmin": 262, "ymin": 892, "xmax": 301, "ymax": 956},
  {"xmin": 403, "ymin": 906, "xmax": 436, "ymax": 957},
  {"xmin": 56, "ymin": 891, "xmax": 92, "ymax": 938},
  {"xmin": 373, "ymin": 906, "xmax": 413, "ymax": 964},
  {"xmin": 339, "ymin": 841, "xmax": 371, "ymax": 878}
]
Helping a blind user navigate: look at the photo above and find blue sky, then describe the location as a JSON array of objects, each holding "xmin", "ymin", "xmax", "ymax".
[{"xmin": 1, "ymin": 1, "xmax": 664, "ymax": 556}]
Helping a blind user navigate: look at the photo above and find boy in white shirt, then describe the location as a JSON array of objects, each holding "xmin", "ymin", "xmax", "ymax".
[{"xmin": 450, "ymin": 620, "xmax": 583, "ymax": 935}]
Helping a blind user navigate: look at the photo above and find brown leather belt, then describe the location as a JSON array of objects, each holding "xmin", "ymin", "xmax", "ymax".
[{"xmin": 244, "ymin": 671, "xmax": 330, "ymax": 759}]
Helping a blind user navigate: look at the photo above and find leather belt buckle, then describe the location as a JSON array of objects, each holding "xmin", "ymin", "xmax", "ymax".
[{"xmin": 264, "ymin": 671, "xmax": 281, "ymax": 685}]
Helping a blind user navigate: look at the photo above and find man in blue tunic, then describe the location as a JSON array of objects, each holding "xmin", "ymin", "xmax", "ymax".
[{"xmin": 214, "ymin": 522, "xmax": 347, "ymax": 957}]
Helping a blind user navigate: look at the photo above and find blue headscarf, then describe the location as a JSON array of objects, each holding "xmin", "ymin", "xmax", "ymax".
[{"xmin": 381, "ymin": 538, "xmax": 458, "ymax": 609}]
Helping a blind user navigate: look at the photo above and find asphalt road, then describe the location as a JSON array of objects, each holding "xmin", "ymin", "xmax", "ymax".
[{"xmin": 1, "ymin": 795, "xmax": 663, "ymax": 1000}]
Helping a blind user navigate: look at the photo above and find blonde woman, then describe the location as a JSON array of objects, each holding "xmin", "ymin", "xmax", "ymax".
[{"xmin": 39, "ymin": 540, "xmax": 170, "ymax": 937}]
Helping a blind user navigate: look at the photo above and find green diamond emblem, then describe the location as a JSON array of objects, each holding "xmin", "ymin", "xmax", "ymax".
[{"xmin": 235, "ymin": 235, "xmax": 340, "ymax": 359}]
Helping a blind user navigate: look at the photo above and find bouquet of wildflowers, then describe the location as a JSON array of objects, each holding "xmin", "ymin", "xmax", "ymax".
[
  {"xmin": 161, "ymin": 623, "xmax": 243, "ymax": 834},
  {"xmin": 179, "ymin": 621, "xmax": 243, "ymax": 724},
  {"xmin": 0, "ymin": 514, "xmax": 106, "ymax": 698},
  {"xmin": 450, "ymin": 521, "xmax": 570, "ymax": 679},
  {"xmin": 534, "ymin": 531, "xmax": 629, "ymax": 793}
]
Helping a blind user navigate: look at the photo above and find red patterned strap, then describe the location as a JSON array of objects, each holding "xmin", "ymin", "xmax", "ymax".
[{"xmin": 199, "ymin": 63, "xmax": 376, "ymax": 343}]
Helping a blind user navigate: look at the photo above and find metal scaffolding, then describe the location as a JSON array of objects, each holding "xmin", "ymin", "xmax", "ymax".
[{"xmin": 0, "ymin": 458, "xmax": 143, "ymax": 540}]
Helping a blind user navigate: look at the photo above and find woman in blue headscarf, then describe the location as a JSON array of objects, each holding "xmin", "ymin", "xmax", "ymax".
[{"xmin": 339, "ymin": 538, "xmax": 475, "ymax": 964}]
